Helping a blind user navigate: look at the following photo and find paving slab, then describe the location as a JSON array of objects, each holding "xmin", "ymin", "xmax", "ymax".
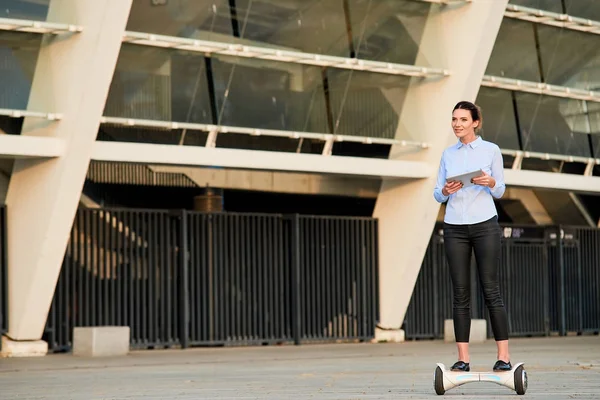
[{"xmin": 0, "ymin": 336, "xmax": 598, "ymax": 399}]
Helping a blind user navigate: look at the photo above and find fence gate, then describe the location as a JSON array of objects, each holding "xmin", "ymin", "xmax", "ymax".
[{"xmin": 44, "ymin": 209, "xmax": 379, "ymax": 351}]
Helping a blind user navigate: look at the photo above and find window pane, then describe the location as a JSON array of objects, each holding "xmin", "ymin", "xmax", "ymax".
[
  {"xmin": 126, "ymin": 0, "xmax": 234, "ymax": 40},
  {"xmin": 561, "ymin": 100, "xmax": 600, "ymax": 136},
  {"xmin": 346, "ymin": 0, "xmax": 431, "ymax": 65},
  {"xmin": 587, "ymin": 102, "xmax": 600, "ymax": 135},
  {"xmin": 486, "ymin": 18, "xmax": 541, "ymax": 82},
  {"xmin": 326, "ymin": 69, "xmax": 408, "ymax": 139},
  {"xmin": 565, "ymin": 0, "xmax": 600, "ymax": 21},
  {"xmin": 516, "ymin": 93, "xmax": 591, "ymax": 157},
  {"xmin": 592, "ymin": 135, "xmax": 600, "ymax": 158},
  {"xmin": 105, "ymin": 44, "xmax": 213, "ymax": 124},
  {"xmin": 508, "ymin": 0, "xmax": 563, "ymax": 12},
  {"xmin": 475, "ymin": 88, "xmax": 520, "ymax": 150},
  {"xmin": 1, "ymin": 0, "xmax": 50, "ymax": 21},
  {"xmin": 210, "ymin": 54, "xmax": 329, "ymax": 133},
  {"xmin": 537, "ymin": 25, "xmax": 600, "ymax": 91},
  {"xmin": 0, "ymin": 32, "xmax": 43, "ymax": 109},
  {"xmin": 234, "ymin": 0, "xmax": 349, "ymax": 56}
]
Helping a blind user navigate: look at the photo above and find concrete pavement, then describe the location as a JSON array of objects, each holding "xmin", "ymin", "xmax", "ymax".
[{"xmin": 0, "ymin": 336, "xmax": 599, "ymax": 399}]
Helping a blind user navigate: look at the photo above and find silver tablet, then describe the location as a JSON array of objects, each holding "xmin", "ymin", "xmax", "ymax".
[{"xmin": 446, "ymin": 169, "xmax": 484, "ymax": 188}]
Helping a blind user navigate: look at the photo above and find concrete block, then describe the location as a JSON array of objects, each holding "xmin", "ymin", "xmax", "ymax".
[
  {"xmin": 1, "ymin": 336, "xmax": 48, "ymax": 357},
  {"xmin": 444, "ymin": 319, "xmax": 487, "ymax": 343},
  {"xmin": 73, "ymin": 326, "xmax": 130, "ymax": 357},
  {"xmin": 373, "ymin": 327, "xmax": 405, "ymax": 343}
]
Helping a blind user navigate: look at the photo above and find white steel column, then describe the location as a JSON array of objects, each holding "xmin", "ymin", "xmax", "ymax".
[
  {"xmin": 3, "ymin": 0, "xmax": 132, "ymax": 352},
  {"xmin": 373, "ymin": 0, "xmax": 509, "ymax": 340}
]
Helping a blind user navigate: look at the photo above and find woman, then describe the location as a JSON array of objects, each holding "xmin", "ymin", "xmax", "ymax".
[{"xmin": 433, "ymin": 101, "xmax": 511, "ymax": 372}]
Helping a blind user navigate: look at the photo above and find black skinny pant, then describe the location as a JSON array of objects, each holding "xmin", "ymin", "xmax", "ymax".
[{"xmin": 443, "ymin": 216, "xmax": 509, "ymax": 342}]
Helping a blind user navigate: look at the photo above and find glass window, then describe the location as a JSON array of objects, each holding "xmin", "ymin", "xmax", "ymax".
[
  {"xmin": 508, "ymin": 0, "xmax": 563, "ymax": 13},
  {"xmin": 516, "ymin": 93, "xmax": 591, "ymax": 157},
  {"xmin": 565, "ymin": 0, "xmax": 600, "ymax": 21},
  {"xmin": 537, "ymin": 25, "xmax": 600, "ymax": 91},
  {"xmin": 104, "ymin": 44, "xmax": 213, "ymax": 124},
  {"xmin": 326, "ymin": 69, "xmax": 407, "ymax": 139},
  {"xmin": 560, "ymin": 100, "xmax": 600, "ymax": 136},
  {"xmin": 0, "ymin": 32, "xmax": 43, "ymax": 110},
  {"xmin": 234, "ymin": 0, "xmax": 349, "ymax": 56},
  {"xmin": 126, "ymin": 0, "xmax": 234, "ymax": 40},
  {"xmin": 475, "ymin": 88, "xmax": 520, "ymax": 150},
  {"xmin": 345, "ymin": 0, "xmax": 431, "ymax": 65},
  {"xmin": 592, "ymin": 134, "xmax": 600, "ymax": 159},
  {"xmin": 586, "ymin": 102, "xmax": 600, "ymax": 135},
  {"xmin": 0, "ymin": 0, "xmax": 50, "ymax": 21},
  {"xmin": 209, "ymin": 54, "xmax": 329, "ymax": 133},
  {"xmin": 486, "ymin": 18, "xmax": 541, "ymax": 82}
]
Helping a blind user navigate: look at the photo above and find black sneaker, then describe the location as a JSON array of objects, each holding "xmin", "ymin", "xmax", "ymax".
[
  {"xmin": 451, "ymin": 361, "xmax": 470, "ymax": 372},
  {"xmin": 493, "ymin": 360, "xmax": 512, "ymax": 371}
]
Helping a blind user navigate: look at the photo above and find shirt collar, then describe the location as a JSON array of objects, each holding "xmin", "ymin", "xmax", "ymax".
[{"xmin": 456, "ymin": 136, "xmax": 482, "ymax": 149}]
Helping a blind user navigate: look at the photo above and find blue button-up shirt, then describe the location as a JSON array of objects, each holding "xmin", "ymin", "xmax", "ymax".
[{"xmin": 433, "ymin": 136, "xmax": 505, "ymax": 225}]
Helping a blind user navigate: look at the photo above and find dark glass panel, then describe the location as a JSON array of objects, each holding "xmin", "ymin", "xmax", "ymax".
[
  {"xmin": 486, "ymin": 18, "xmax": 541, "ymax": 82},
  {"xmin": 516, "ymin": 93, "xmax": 591, "ymax": 157},
  {"xmin": 126, "ymin": 0, "xmax": 234, "ymax": 40},
  {"xmin": 346, "ymin": 0, "xmax": 431, "ymax": 65},
  {"xmin": 105, "ymin": 44, "xmax": 213, "ymax": 124},
  {"xmin": 592, "ymin": 134, "xmax": 600, "ymax": 158},
  {"xmin": 565, "ymin": 0, "xmax": 600, "ymax": 21},
  {"xmin": 326, "ymin": 69, "xmax": 408, "ymax": 139},
  {"xmin": 210, "ymin": 54, "xmax": 329, "ymax": 133},
  {"xmin": 508, "ymin": 0, "xmax": 563, "ymax": 12},
  {"xmin": 537, "ymin": 25, "xmax": 600, "ymax": 91},
  {"xmin": 476, "ymin": 87, "xmax": 520, "ymax": 150},
  {"xmin": 1, "ymin": 0, "xmax": 50, "ymax": 21},
  {"xmin": 234, "ymin": 0, "xmax": 349, "ymax": 56},
  {"xmin": 0, "ymin": 32, "xmax": 43, "ymax": 109}
]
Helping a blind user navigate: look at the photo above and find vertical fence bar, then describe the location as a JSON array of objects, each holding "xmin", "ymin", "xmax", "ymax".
[
  {"xmin": 557, "ymin": 226, "xmax": 567, "ymax": 336},
  {"xmin": 179, "ymin": 210, "xmax": 189, "ymax": 349},
  {"xmin": 0, "ymin": 206, "xmax": 7, "ymax": 349},
  {"xmin": 290, "ymin": 214, "xmax": 302, "ymax": 345}
]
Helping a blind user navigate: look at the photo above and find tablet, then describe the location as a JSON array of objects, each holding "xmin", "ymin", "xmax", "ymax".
[{"xmin": 446, "ymin": 169, "xmax": 484, "ymax": 188}]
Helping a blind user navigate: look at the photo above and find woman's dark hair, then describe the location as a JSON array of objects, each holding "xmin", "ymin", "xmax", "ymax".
[{"xmin": 453, "ymin": 101, "xmax": 483, "ymax": 132}]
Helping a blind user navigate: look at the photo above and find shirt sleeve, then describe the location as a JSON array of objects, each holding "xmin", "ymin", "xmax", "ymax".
[
  {"xmin": 490, "ymin": 146, "xmax": 506, "ymax": 199},
  {"xmin": 433, "ymin": 151, "xmax": 449, "ymax": 203}
]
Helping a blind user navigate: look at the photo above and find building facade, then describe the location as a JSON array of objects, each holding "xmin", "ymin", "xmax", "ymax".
[{"xmin": 0, "ymin": 0, "xmax": 599, "ymax": 355}]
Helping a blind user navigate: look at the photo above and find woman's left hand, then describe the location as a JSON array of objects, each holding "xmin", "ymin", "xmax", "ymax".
[{"xmin": 472, "ymin": 171, "xmax": 496, "ymax": 188}]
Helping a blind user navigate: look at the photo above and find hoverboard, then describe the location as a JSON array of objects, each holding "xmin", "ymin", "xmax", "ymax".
[{"xmin": 433, "ymin": 362, "xmax": 527, "ymax": 395}]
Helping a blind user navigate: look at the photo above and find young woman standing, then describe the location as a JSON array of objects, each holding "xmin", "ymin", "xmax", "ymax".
[{"xmin": 433, "ymin": 101, "xmax": 511, "ymax": 372}]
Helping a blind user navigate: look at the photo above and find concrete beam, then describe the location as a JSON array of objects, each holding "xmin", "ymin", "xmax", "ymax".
[
  {"xmin": 4, "ymin": 0, "xmax": 132, "ymax": 345},
  {"xmin": 148, "ymin": 165, "xmax": 381, "ymax": 197},
  {"xmin": 0, "ymin": 135, "xmax": 65, "ymax": 159},
  {"xmin": 373, "ymin": 0, "xmax": 509, "ymax": 337},
  {"xmin": 92, "ymin": 141, "xmax": 433, "ymax": 179}
]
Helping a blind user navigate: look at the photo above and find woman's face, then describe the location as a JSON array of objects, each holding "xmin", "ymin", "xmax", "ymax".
[{"xmin": 452, "ymin": 108, "xmax": 478, "ymax": 141}]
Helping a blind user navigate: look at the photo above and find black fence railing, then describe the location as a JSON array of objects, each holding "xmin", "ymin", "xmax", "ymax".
[
  {"xmin": 44, "ymin": 208, "xmax": 379, "ymax": 352},
  {"xmin": 0, "ymin": 206, "xmax": 7, "ymax": 349},
  {"xmin": 405, "ymin": 224, "xmax": 600, "ymax": 340}
]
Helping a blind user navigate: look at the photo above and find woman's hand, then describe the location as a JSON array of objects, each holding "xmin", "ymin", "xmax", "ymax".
[
  {"xmin": 442, "ymin": 180, "xmax": 463, "ymax": 196},
  {"xmin": 472, "ymin": 171, "xmax": 496, "ymax": 188}
]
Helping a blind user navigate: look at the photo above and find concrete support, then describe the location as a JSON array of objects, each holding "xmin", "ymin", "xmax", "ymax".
[
  {"xmin": 4, "ymin": 0, "xmax": 132, "ymax": 347},
  {"xmin": 373, "ymin": 1, "xmax": 509, "ymax": 339},
  {"xmin": 503, "ymin": 188, "xmax": 553, "ymax": 225}
]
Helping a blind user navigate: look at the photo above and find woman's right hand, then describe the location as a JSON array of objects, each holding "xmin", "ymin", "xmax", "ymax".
[{"xmin": 442, "ymin": 180, "xmax": 463, "ymax": 196}]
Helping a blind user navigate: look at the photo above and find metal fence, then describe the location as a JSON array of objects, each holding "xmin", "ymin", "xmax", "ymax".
[
  {"xmin": 44, "ymin": 208, "xmax": 379, "ymax": 351},
  {"xmin": 405, "ymin": 224, "xmax": 600, "ymax": 340},
  {"xmin": 0, "ymin": 206, "xmax": 7, "ymax": 349}
]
